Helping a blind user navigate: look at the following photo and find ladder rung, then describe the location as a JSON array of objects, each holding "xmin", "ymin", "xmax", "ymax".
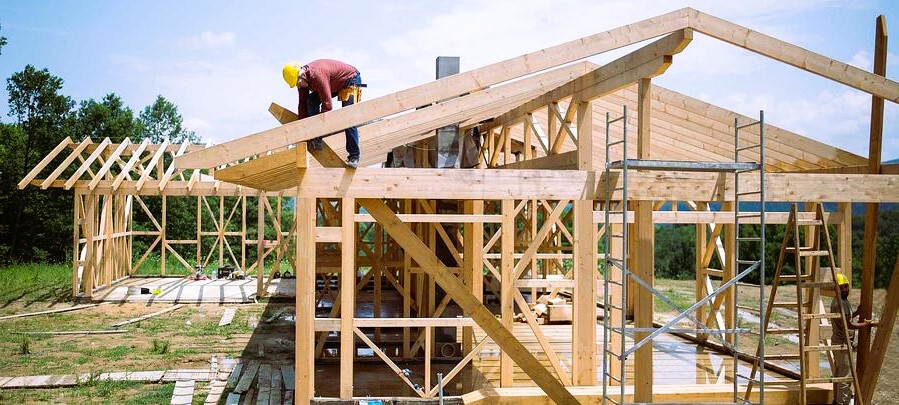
[
  {"xmin": 797, "ymin": 220, "xmax": 824, "ymax": 226},
  {"xmin": 606, "ymin": 373, "xmax": 622, "ymax": 383},
  {"xmin": 771, "ymin": 301, "xmax": 799, "ymax": 308},
  {"xmin": 805, "ymin": 344, "xmax": 849, "ymax": 352},
  {"xmin": 608, "ymin": 140, "xmax": 625, "ymax": 146},
  {"xmin": 803, "ymin": 313, "xmax": 842, "ymax": 320},
  {"xmin": 736, "ymin": 144, "xmax": 761, "ymax": 151},
  {"xmin": 800, "ymin": 281, "xmax": 835, "ymax": 289},
  {"xmin": 764, "ymin": 353, "xmax": 801, "ymax": 359},
  {"xmin": 761, "ymin": 379, "xmax": 801, "ymax": 385},
  {"xmin": 736, "ymin": 213, "xmax": 762, "ymax": 218},
  {"xmin": 737, "ymin": 191, "xmax": 761, "ymax": 196},
  {"xmin": 807, "ymin": 376, "xmax": 854, "ymax": 384},
  {"xmin": 765, "ymin": 329, "xmax": 801, "ymax": 335},
  {"xmin": 736, "ymin": 237, "xmax": 762, "ymax": 241},
  {"xmin": 779, "ymin": 274, "xmax": 812, "ymax": 281},
  {"xmin": 736, "ymin": 259, "xmax": 758, "ymax": 264},
  {"xmin": 606, "ymin": 280, "xmax": 624, "ymax": 286}
]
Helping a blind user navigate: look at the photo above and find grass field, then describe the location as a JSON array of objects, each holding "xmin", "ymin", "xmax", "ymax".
[{"xmin": 0, "ymin": 264, "xmax": 896, "ymax": 403}]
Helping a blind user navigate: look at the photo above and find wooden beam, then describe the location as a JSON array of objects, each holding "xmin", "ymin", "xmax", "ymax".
[
  {"xmin": 492, "ymin": 29, "xmax": 691, "ymax": 128},
  {"xmin": 689, "ymin": 8, "xmax": 899, "ymax": 102},
  {"xmin": 295, "ymin": 195, "xmax": 316, "ymax": 402},
  {"xmin": 64, "ymin": 138, "xmax": 111, "ymax": 190},
  {"xmin": 175, "ymin": 9, "xmax": 692, "ymax": 168},
  {"xmin": 860, "ymin": 252, "xmax": 899, "ymax": 404},
  {"xmin": 339, "ymin": 197, "xmax": 354, "ymax": 399},
  {"xmin": 633, "ymin": 77, "xmax": 653, "ymax": 401},
  {"xmin": 18, "ymin": 137, "xmax": 72, "ymax": 189},
  {"xmin": 573, "ymin": 99, "xmax": 596, "ymax": 386},
  {"xmin": 359, "ymin": 198, "xmax": 576, "ymax": 404},
  {"xmin": 859, "ymin": 14, "xmax": 888, "ymax": 372},
  {"xmin": 215, "ymin": 146, "xmax": 307, "ymax": 189}
]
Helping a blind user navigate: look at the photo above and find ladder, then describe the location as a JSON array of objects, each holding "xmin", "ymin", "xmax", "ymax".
[{"xmin": 742, "ymin": 203, "xmax": 863, "ymax": 404}]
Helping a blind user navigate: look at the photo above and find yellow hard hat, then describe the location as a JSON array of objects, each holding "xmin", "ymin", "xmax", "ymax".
[
  {"xmin": 835, "ymin": 273, "xmax": 849, "ymax": 286},
  {"xmin": 282, "ymin": 62, "xmax": 301, "ymax": 88}
]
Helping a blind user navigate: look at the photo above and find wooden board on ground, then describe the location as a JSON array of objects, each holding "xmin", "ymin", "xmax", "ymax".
[
  {"xmin": 17, "ymin": 329, "xmax": 126, "ymax": 335},
  {"xmin": 0, "ymin": 303, "xmax": 108, "ymax": 320},
  {"xmin": 170, "ymin": 380, "xmax": 195, "ymax": 405},
  {"xmin": 257, "ymin": 363, "xmax": 272, "ymax": 404},
  {"xmin": 224, "ymin": 363, "xmax": 243, "ymax": 390},
  {"xmin": 281, "ymin": 365, "xmax": 295, "ymax": 391},
  {"xmin": 271, "ymin": 368, "xmax": 283, "ymax": 405},
  {"xmin": 111, "ymin": 304, "xmax": 184, "ymax": 327},
  {"xmin": 234, "ymin": 361, "xmax": 260, "ymax": 394},
  {"xmin": 218, "ymin": 307, "xmax": 236, "ymax": 326},
  {"xmin": 204, "ymin": 379, "xmax": 226, "ymax": 405},
  {"xmin": 225, "ymin": 393, "xmax": 240, "ymax": 405}
]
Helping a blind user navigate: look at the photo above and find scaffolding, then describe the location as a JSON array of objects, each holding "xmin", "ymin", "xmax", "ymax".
[{"xmin": 602, "ymin": 108, "xmax": 767, "ymax": 404}]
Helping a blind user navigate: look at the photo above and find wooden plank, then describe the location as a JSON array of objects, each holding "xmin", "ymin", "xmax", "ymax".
[
  {"xmin": 170, "ymin": 379, "xmax": 195, "ymax": 405},
  {"xmin": 224, "ymin": 363, "xmax": 243, "ymax": 390},
  {"xmin": 111, "ymin": 304, "xmax": 184, "ymax": 327},
  {"xmin": 256, "ymin": 363, "xmax": 271, "ymax": 405},
  {"xmin": 64, "ymin": 170, "xmax": 899, "ymax": 203},
  {"xmin": 359, "ymin": 198, "xmax": 576, "ymax": 404},
  {"xmin": 16, "ymin": 329, "xmax": 126, "ymax": 335},
  {"xmin": 218, "ymin": 308, "xmax": 237, "ymax": 327},
  {"xmin": 572, "ymin": 98, "xmax": 596, "ymax": 386},
  {"xmin": 689, "ymin": 8, "xmax": 899, "ymax": 102},
  {"xmin": 0, "ymin": 303, "xmax": 106, "ymax": 320},
  {"xmin": 271, "ymin": 368, "xmax": 283, "ymax": 405},
  {"xmin": 176, "ymin": 8, "xmax": 691, "ymax": 168},
  {"xmin": 354, "ymin": 213, "xmax": 502, "ymax": 223},
  {"xmin": 289, "ymin": 168, "xmax": 899, "ymax": 202},
  {"xmin": 593, "ymin": 210, "xmax": 844, "ymax": 225},
  {"xmin": 281, "ymin": 365, "xmax": 295, "ymax": 391},
  {"xmin": 18, "ymin": 136, "xmax": 72, "ymax": 189},
  {"xmin": 225, "ymin": 393, "xmax": 240, "ymax": 405},
  {"xmin": 204, "ymin": 380, "xmax": 227, "ymax": 405},
  {"xmin": 136, "ymin": 139, "xmax": 169, "ymax": 191},
  {"xmin": 234, "ymin": 360, "xmax": 260, "ymax": 394}
]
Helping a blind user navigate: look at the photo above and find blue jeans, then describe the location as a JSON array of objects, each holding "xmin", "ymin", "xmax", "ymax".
[{"xmin": 305, "ymin": 71, "xmax": 361, "ymax": 160}]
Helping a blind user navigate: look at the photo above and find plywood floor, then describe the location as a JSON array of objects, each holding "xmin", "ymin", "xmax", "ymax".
[{"xmin": 90, "ymin": 277, "xmax": 296, "ymax": 303}]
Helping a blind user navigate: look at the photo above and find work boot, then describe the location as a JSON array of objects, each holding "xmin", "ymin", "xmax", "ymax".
[
  {"xmin": 346, "ymin": 156, "xmax": 359, "ymax": 168},
  {"xmin": 308, "ymin": 138, "xmax": 323, "ymax": 151}
]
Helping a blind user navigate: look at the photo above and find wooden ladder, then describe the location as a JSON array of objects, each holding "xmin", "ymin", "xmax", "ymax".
[{"xmin": 743, "ymin": 203, "xmax": 863, "ymax": 404}]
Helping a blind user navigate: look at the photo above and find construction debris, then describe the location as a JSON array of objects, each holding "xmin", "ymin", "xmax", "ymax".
[
  {"xmin": 0, "ymin": 303, "xmax": 109, "ymax": 321},
  {"xmin": 111, "ymin": 304, "xmax": 184, "ymax": 327},
  {"xmin": 218, "ymin": 307, "xmax": 237, "ymax": 326}
]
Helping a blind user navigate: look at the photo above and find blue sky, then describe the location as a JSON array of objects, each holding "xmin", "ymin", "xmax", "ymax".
[{"xmin": 1, "ymin": 0, "xmax": 898, "ymax": 160}]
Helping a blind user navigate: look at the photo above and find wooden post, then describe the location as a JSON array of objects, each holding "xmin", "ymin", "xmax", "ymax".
[
  {"xmin": 695, "ymin": 205, "xmax": 707, "ymax": 324},
  {"xmin": 403, "ymin": 199, "xmax": 412, "ymax": 358},
  {"xmin": 84, "ymin": 193, "xmax": 96, "ymax": 297},
  {"xmin": 296, "ymin": 195, "xmax": 316, "ymax": 402},
  {"xmin": 723, "ymin": 203, "xmax": 736, "ymax": 345},
  {"xmin": 633, "ymin": 77, "xmax": 654, "ymax": 402},
  {"xmin": 860, "ymin": 252, "xmax": 899, "ymax": 404},
  {"xmin": 73, "ymin": 193, "xmax": 81, "ymax": 296},
  {"xmin": 859, "ymin": 14, "xmax": 887, "ymax": 370},
  {"xmin": 340, "ymin": 197, "xmax": 355, "ymax": 399},
  {"xmin": 161, "ymin": 195, "xmax": 167, "ymax": 275},
  {"xmin": 500, "ymin": 199, "xmax": 515, "ymax": 387},
  {"xmin": 463, "ymin": 199, "xmax": 484, "ymax": 353},
  {"xmin": 609, "ymin": 220, "xmax": 624, "ymax": 384},
  {"xmin": 838, "ymin": 203, "xmax": 853, "ymax": 284},
  {"xmin": 573, "ymin": 99, "xmax": 597, "ymax": 385},
  {"xmin": 196, "ymin": 196, "xmax": 202, "ymax": 267},
  {"xmin": 257, "ymin": 193, "xmax": 265, "ymax": 297}
]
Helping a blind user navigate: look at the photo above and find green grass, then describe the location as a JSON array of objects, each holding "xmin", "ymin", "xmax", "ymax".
[
  {"xmin": 0, "ymin": 381, "xmax": 175, "ymax": 404},
  {"xmin": 0, "ymin": 263, "xmax": 72, "ymax": 306}
]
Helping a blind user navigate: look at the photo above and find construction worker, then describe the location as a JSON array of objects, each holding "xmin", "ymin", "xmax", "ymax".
[
  {"xmin": 831, "ymin": 272, "xmax": 875, "ymax": 405},
  {"xmin": 282, "ymin": 59, "xmax": 362, "ymax": 168}
]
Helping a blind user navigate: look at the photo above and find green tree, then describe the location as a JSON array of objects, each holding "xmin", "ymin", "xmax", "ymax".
[
  {"xmin": 136, "ymin": 95, "xmax": 199, "ymax": 144},
  {"xmin": 0, "ymin": 23, "xmax": 8, "ymax": 55},
  {"xmin": 74, "ymin": 93, "xmax": 140, "ymax": 143},
  {"xmin": 1, "ymin": 65, "xmax": 74, "ymax": 262}
]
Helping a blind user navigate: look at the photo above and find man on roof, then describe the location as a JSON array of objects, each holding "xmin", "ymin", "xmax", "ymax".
[{"xmin": 282, "ymin": 59, "xmax": 362, "ymax": 168}]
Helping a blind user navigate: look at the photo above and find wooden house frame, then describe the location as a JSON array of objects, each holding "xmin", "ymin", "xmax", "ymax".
[{"xmin": 20, "ymin": 7, "xmax": 899, "ymax": 404}]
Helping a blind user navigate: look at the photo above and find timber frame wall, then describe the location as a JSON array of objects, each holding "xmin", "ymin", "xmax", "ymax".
[{"xmin": 22, "ymin": 7, "xmax": 899, "ymax": 404}]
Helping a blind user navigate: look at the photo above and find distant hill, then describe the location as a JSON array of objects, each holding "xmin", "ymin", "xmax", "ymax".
[{"xmin": 886, "ymin": 158, "xmax": 899, "ymax": 164}]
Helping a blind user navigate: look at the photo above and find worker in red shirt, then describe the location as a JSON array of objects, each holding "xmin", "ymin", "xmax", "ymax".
[{"xmin": 283, "ymin": 59, "xmax": 361, "ymax": 168}]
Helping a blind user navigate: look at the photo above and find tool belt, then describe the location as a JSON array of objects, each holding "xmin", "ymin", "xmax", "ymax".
[{"xmin": 338, "ymin": 84, "xmax": 366, "ymax": 103}]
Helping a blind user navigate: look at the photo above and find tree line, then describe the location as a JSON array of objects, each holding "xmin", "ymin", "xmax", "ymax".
[{"xmin": 0, "ymin": 62, "xmax": 199, "ymax": 264}]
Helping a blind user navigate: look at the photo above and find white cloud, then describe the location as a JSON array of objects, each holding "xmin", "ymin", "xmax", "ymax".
[{"xmin": 181, "ymin": 31, "xmax": 236, "ymax": 50}]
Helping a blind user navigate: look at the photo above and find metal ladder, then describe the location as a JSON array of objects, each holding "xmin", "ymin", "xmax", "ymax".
[
  {"xmin": 601, "ymin": 108, "xmax": 767, "ymax": 404},
  {"xmin": 742, "ymin": 203, "xmax": 863, "ymax": 405}
]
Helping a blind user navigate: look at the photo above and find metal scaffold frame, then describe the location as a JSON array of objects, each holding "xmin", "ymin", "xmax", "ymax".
[{"xmin": 602, "ymin": 108, "xmax": 767, "ymax": 404}]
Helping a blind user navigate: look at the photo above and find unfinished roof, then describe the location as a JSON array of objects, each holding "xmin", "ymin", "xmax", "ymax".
[{"xmin": 173, "ymin": 7, "xmax": 897, "ymax": 186}]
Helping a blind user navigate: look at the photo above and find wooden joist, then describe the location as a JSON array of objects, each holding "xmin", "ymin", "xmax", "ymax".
[{"xmin": 111, "ymin": 304, "xmax": 184, "ymax": 328}]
